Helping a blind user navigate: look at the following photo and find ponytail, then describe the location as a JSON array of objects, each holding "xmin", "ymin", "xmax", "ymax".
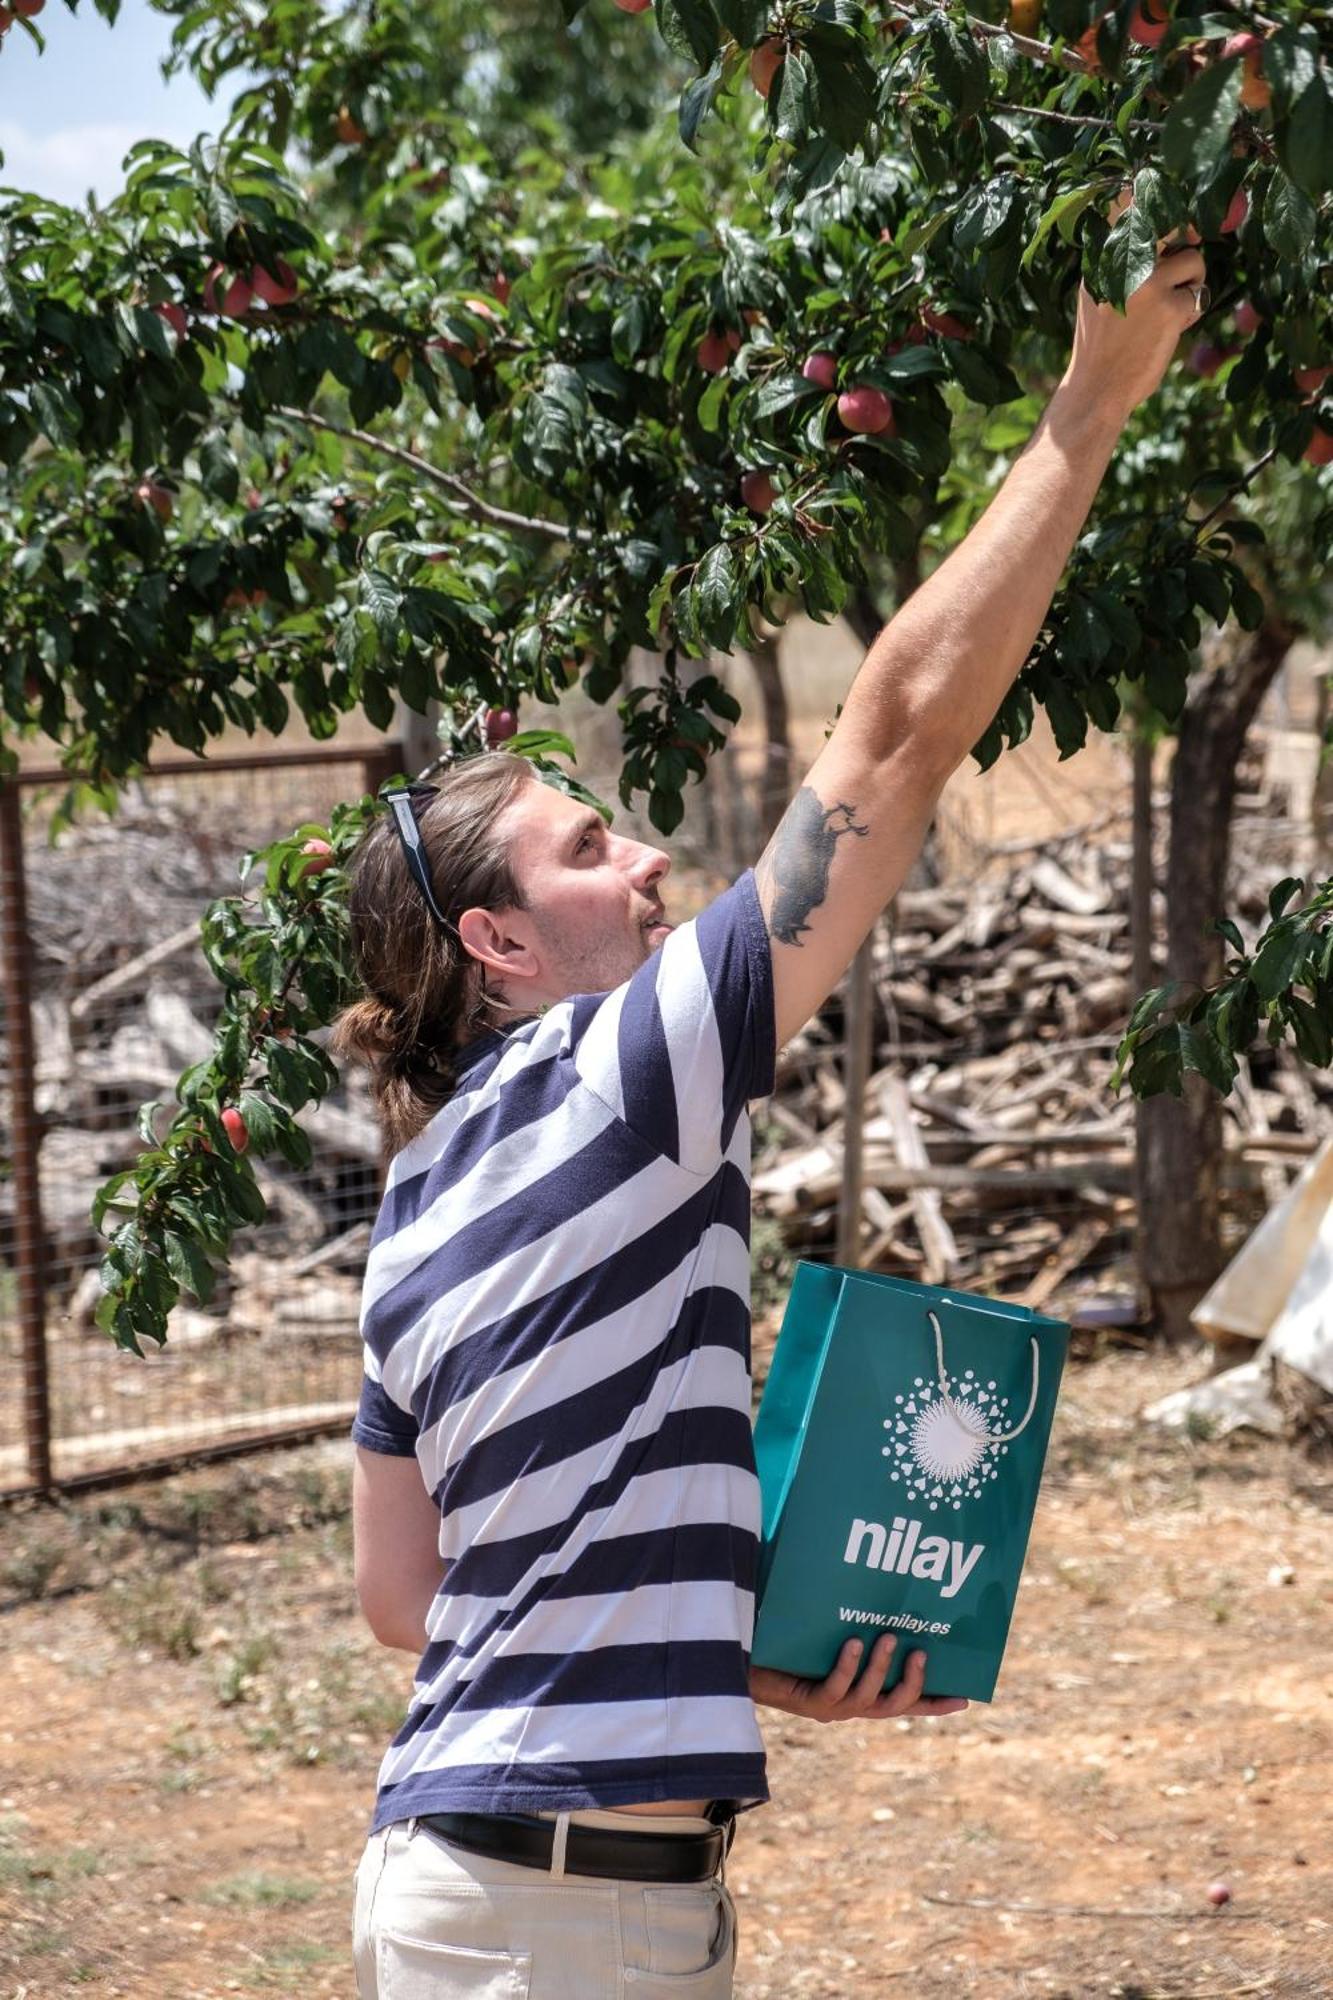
[{"xmin": 331, "ymin": 754, "xmax": 534, "ymax": 1154}]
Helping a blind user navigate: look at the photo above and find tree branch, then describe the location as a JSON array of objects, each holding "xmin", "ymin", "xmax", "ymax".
[
  {"xmin": 895, "ymin": 1, "xmax": 1100, "ymax": 77},
  {"xmin": 274, "ymin": 407, "xmax": 596, "ymax": 546},
  {"xmin": 1189, "ymin": 444, "xmax": 1281, "ymax": 542},
  {"xmin": 990, "ymin": 98, "xmax": 1162, "ymax": 134}
]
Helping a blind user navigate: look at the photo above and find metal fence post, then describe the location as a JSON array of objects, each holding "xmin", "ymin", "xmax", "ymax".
[{"xmin": 0, "ymin": 778, "xmax": 52, "ymax": 1495}]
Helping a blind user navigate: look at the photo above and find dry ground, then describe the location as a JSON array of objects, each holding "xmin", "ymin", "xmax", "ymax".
[{"xmin": 2, "ymin": 1337, "xmax": 1331, "ymax": 2000}]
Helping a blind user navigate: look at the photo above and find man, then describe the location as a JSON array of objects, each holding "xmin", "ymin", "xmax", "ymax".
[{"xmin": 345, "ymin": 235, "xmax": 1208, "ymax": 1997}]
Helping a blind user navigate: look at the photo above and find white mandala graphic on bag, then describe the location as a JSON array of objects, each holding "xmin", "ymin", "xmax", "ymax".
[{"xmin": 881, "ymin": 1311, "xmax": 1039, "ymax": 1512}]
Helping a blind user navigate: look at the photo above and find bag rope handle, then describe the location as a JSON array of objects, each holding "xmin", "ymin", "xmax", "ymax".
[{"xmin": 927, "ymin": 1309, "xmax": 1040, "ymax": 1442}]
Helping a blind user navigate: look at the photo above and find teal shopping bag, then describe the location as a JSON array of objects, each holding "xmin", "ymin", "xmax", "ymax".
[{"xmin": 751, "ymin": 1263, "xmax": 1069, "ymax": 1702}]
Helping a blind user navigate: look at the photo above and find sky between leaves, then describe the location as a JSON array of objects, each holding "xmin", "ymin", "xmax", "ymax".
[{"xmin": 0, "ymin": 0, "xmax": 222, "ymax": 205}]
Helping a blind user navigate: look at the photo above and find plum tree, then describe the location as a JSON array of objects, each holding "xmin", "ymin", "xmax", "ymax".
[{"xmin": 5, "ymin": 0, "xmax": 1333, "ymax": 1348}]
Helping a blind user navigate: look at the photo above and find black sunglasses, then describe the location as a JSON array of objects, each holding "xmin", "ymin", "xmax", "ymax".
[{"xmin": 383, "ymin": 784, "xmax": 453, "ymax": 932}]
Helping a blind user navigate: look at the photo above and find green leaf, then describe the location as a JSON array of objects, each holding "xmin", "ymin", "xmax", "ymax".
[
  {"xmin": 520, "ymin": 363, "xmax": 588, "ymax": 479},
  {"xmin": 697, "ymin": 368, "xmax": 729, "ymax": 433},
  {"xmin": 1283, "ymin": 73, "xmax": 1333, "ymax": 200},
  {"xmin": 679, "ymin": 56, "xmax": 725, "ymax": 153},
  {"xmin": 947, "ymin": 340, "xmax": 1023, "ymax": 406},
  {"xmin": 691, "ymin": 541, "xmax": 738, "ymax": 645},
  {"xmin": 1179, "ymin": 1023, "xmax": 1237, "ymax": 1095},
  {"xmin": 1262, "ymin": 171, "xmax": 1318, "ymax": 264},
  {"xmin": 359, "ymin": 569, "xmax": 401, "ymax": 646},
  {"xmin": 1263, "ymin": 22, "xmax": 1319, "ymax": 118},
  {"xmin": 1186, "ymin": 559, "xmax": 1230, "ymax": 626},
  {"xmin": 806, "ymin": 39, "xmax": 877, "ymax": 155},
  {"xmin": 30, "ymin": 379, "xmax": 80, "ymax": 444},
  {"xmin": 656, "ymin": 0, "xmax": 719, "ymax": 71},
  {"xmin": 1162, "ymin": 59, "xmax": 1243, "ymax": 185},
  {"xmin": 954, "ymin": 175, "xmax": 1021, "ymax": 254},
  {"xmin": 1022, "ymin": 180, "xmax": 1110, "ymax": 271},
  {"xmin": 530, "ymin": 757, "xmax": 614, "ymax": 823},
  {"xmin": 1123, "ymin": 1025, "xmax": 1185, "ymax": 1099},
  {"xmin": 611, "ymin": 294, "xmax": 653, "ymax": 365},
  {"xmin": 1288, "ymin": 992, "xmax": 1333, "ymax": 1067},
  {"xmin": 926, "ymin": 12, "xmax": 989, "ymax": 123},
  {"xmin": 164, "ymin": 1228, "xmax": 216, "ymax": 1303},
  {"xmin": 199, "ymin": 430, "xmax": 239, "ymax": 504},
  {"xmin": 1227, "ymin": 567, "xmax": 1266, "ymax": 631},
  {"xmin": 1099, "ymin": 172, "xmax": 1181, "ymax": 308},
  {"xmin": 648, "ymin": 785, "xmax": 685, "ymax": 837},
  {"xmin": 205, "ymin": 176, "xmax": 241, "ymax": 241},
  {"xmin": 774, "ymin": 46, "xmax": 815, "ymax": 145},
  {"xmin": 1251, "ymin": 918, "xmax": 1308, "ymax": 1001},
  {"xmin": 879, "ymin": 346, "xmax": 946, "ymax": 383},
  {"xmin": 1268, "ymin": 875, "xmax": 1304, "ymax": 921},
  {"xmin": 752, "ymin": 371, "xmax": 820, "ymax": 420},
  {"xmin": 1043, "ymin": 679, "xmax": 1087, "ymax": 759},
  {"xmin": 1209, "ymin": 976, "xmax": 1259, "ymax": 1055},
  {"xmin": 712, "ymin": 0, "xmax": 767, "ymax": 43},
  {"xmin": 1124, "ymin": 978, "xmax": 1181, "ymax": 1037},
  {"xmin": 506, "ymin": 728, "xmax": 578, "ymax": 761}
]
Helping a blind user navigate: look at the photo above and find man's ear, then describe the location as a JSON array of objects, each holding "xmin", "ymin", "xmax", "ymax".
[{"xmin": 455, "ymin": 907, "xmax": 540, "ymax": 990}]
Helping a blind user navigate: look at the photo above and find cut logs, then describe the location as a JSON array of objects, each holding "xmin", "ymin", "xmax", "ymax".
[{"xmin": 754, "ymin": 805, "xmax": 1333, "ymax": 1313}]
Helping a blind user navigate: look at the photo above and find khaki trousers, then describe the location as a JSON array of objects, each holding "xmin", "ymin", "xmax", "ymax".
[{"xmin": 352, "ymin": 1811, "xmax": 738, "ymax": 1999}]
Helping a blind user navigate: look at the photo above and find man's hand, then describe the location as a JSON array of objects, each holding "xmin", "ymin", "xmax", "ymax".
[
  {"xmin": 749, "ymin": 1635, "xmax": 970, "ymax": 1723},
  {"xmin": 1064, "ymin": 227, "xmax": 1208, "ymax": 421}
]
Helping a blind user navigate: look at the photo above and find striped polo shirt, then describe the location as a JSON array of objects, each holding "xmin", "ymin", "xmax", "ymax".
[{"xmin": 351, "ymin": 870, "xmax": 776, "ymax": 1830}]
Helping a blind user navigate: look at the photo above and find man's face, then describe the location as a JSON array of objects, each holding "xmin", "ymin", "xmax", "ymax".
[{"xmin": 466, "ymin": 779, "xmax": 673, "ymax": 1011}]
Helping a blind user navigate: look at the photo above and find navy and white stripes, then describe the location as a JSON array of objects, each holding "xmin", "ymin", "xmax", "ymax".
[{"xmin": 352, "ymin": 873, "xmax": 776, "ymax": 1829}]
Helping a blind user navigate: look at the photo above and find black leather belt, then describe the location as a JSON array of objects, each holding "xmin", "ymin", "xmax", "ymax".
[{"xmin": 416, "ymin": 1810, "xmax": 730, "ymax": 1883}]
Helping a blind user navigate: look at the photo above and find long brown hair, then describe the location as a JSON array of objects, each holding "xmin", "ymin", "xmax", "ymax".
[{"xmin": 332, "ymin": 753, "xmax": 536, "ymax": 1155}]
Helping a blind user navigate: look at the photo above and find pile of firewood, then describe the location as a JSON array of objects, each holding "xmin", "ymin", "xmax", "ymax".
[
  {"xmin": 754, "ymin": 810, "xmax": 1332, "ymax": 1316},
  {"xmin": 6, "ymin": 789, "xmax": 377, "ymax": 1339},
  {"xmin": 8, "ymin": 770, "xmax": 1332, "ymax": 1338}
]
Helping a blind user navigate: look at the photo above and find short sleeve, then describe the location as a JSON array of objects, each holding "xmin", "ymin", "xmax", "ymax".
[
  {"xmin": 351, "ymin": 1369, "xmax": 420, "ymax": 1456},
  {"xmin": 566, "ymin": 870, "xmax": 775, "ymax": 1177}
]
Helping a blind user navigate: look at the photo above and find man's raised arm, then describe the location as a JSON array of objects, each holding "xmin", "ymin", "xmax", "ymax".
[{"xmin": 758, "ymin": 236, "xmax": 1206, "ymax": 1049}]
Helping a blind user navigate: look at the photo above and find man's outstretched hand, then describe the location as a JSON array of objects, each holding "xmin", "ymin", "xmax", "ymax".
[
  {"xmin": 749, "ymin": 1634, "xmax": 970, "ymax": 1723},
  {"xmin": 1064, "ymin": 222, "xmax": 1208, "ymax": 421}
]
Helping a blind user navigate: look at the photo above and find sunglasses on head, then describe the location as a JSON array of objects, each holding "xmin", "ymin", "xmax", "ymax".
[{"xmin": 383, "ymin": 784, "xmax": 453, "ymax": 932}]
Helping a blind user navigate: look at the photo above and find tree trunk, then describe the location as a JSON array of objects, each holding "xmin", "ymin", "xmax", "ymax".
[
  {"xmin": 748, "ymin": 637, "xmax": 793, "ymax": 842},
  {"xmin": 1136, "ymin": 617, "xmax": 1298, "ymax": 1344},
  {"xmin": 1130, "ymin": 729, "xmax": 1156, "ymax": 999},
  {"xmin": 1312, "ymin": 668, "xmax": 1333, "ymax": 873}
]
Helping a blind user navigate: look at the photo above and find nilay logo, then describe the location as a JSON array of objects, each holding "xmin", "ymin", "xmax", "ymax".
[
  {"xmin": 841, "ymin": 1311, "xmax": 1042, "ymax": 1599},
  {"xmin": 882, "ymin": 1311, "xmax": 1040, "ymax": 1512}
]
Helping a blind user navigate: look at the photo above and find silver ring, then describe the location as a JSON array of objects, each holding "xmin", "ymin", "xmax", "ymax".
[{"xmin": 1191, "ymin": 284, "xmax": 1210, "ymax": 315}]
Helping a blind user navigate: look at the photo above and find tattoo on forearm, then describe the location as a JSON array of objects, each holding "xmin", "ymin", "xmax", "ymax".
[{"xmin": 759, "ymin": 786, "xmax": 869, "ymax": 945}]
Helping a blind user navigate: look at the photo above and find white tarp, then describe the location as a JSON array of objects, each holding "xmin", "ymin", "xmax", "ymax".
[
  {"xmin": 1190, "ymin": 1134, "xmax": 1333, "ymax": 1345},
  {"xmin": 1264, "ymin": 1192, "xmax": 1333, "ymax": 1396},
  {"xmin": 1143, "ymin": 1357, "xmax": 1284, "ymax": 1438},
  {"xmin": 1147, "ymin": 1135, "xmax": 1333, "ymax": 1437}
]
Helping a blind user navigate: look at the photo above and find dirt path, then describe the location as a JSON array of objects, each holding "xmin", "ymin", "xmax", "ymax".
[{"xmin": 2, "ymin": 1342, "xmax": 1330, "ymax": 1999}]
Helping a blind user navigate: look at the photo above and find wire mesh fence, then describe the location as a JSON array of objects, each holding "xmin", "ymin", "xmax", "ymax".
[
  {"xmin": 0, "ymin": 732, "xmax": 775, "ymax": 1500},
  {"xmin": 0, "ymin": 744, "xmax": 401, "ymax": 1499}
]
